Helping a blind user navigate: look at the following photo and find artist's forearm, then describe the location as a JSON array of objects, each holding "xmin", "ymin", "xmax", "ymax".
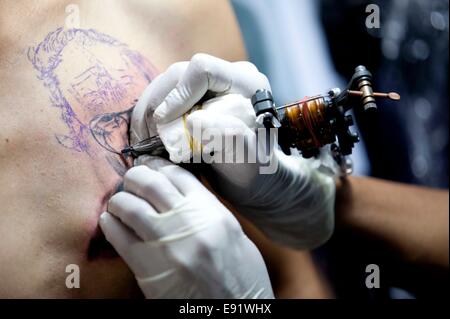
[{"xmin": 336, "ymin": 176, "xmax": 449, "ymax": 269}]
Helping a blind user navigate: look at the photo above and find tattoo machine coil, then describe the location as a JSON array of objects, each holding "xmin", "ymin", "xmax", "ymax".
[{"xmin": 251, "ymin": 65, "xmax": 400, "ymax": 174}]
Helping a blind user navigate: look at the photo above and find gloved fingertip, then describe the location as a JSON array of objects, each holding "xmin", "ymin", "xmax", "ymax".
[
  {"xmin": 100, "ymin": 211, "xmax": 110, "ymax": 220},
  {"xmin": 153, "ymin": 101, "xmax": 167, "ymax": 123},
  {"xmin": 99, "ymin": 212, "xmax": 111, "ymax": 228}
]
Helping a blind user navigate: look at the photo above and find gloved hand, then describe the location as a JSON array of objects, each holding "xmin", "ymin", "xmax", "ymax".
[
  {"xmin": 99, "ymin": 155, "xmax": 274, "ymax": 299},
  {"xmin": 131, "ymin": 53, "xmax": 336, "ymax": 249}
]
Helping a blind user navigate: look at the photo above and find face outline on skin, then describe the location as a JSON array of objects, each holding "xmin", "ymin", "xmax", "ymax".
[
  {"xmin": 28, "ymin": 27, "xmax": 157, "ymax": 176},
  {"xmin": 58, "ymin": 42, "xmax": 148, "ymax": 125}
]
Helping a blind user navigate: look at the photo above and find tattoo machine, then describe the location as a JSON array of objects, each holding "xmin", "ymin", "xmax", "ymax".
[
  {"xmin": 121, "ymin": 135, "xmax": 167, "ymax": 158},
  {"xmin": 251, "ymin": 65, "xmax": 400, "ymax": 174},
  {"xmin": 122, "ymin": 65, "xmax": 400, "ymax": 175}
]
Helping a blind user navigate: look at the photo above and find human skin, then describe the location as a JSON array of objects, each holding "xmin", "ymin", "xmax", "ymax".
[
  {"xmin": 0, "ymin": 0, "xmax": 245, "ymax": 298},
  {"xmin": 335, "ymin": 176, "xmax": 449, "ymax": 271}
]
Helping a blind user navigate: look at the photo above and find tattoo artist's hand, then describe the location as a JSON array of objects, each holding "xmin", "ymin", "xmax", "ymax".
[
  {"xmin": 99, "ymin": 155, "xmax": 274, "ymax": 299},
  {"xmin": 131, "ymin": 53, "xmax": 336, "ymax": 249},
  {"xmin": 128, "ymin": 53, "xmax": 270, "ymax": 145}
]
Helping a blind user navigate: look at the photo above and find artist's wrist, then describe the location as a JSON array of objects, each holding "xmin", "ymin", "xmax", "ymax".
[
  {"xmin": 334, "ymin": 176, "xmax": 364, "ymax": 230},
  {"xmin": 334, "ymin": 177, "xmax": 402, "ymax": 255}
]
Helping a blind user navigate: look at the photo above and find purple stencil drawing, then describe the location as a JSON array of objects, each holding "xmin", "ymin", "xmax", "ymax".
[{"xmin": 28, "ymin": 27, "xmax": 157, "ymax": 175}]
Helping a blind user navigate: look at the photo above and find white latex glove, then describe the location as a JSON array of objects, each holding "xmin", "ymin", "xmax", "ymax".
[
  {"xmin": 129, "ymin": 53, "xmax": 270, "ymax": 145},
  {"xmin": 131, "ymin": 53, "xmax": 336, "ymax": 249},
  {"xmin": 99, "ymin": 155, "xmax": 274, "ymax": 299}
]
